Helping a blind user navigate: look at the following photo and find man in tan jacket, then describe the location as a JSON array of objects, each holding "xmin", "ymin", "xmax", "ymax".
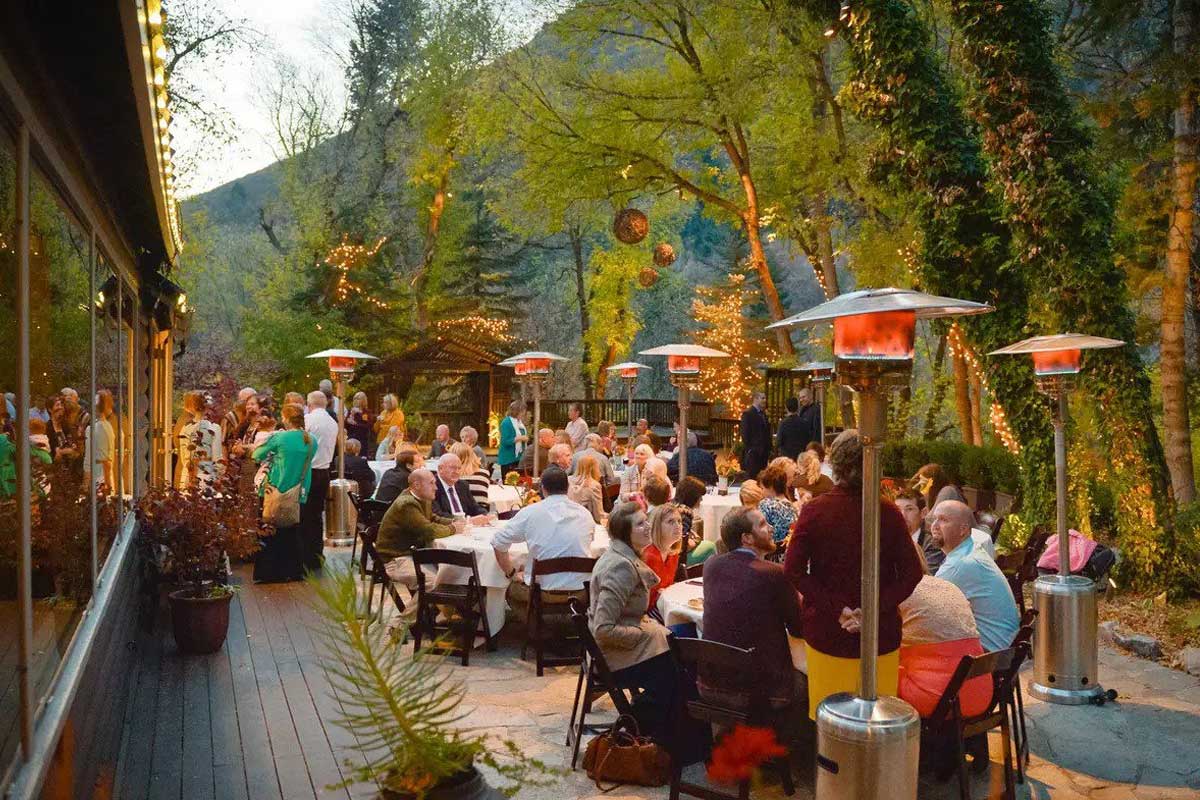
[{"xmin": 378, "ymin": 468, "xmax": 465, "ymax": 605}]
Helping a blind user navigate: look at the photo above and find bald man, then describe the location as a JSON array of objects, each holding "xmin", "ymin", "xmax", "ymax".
[
  {"xmin": 929, "ymin": 500, "xmax": 1019, "ymax": 651},
  {"xmin": 377, "ymin": 468, "xmax": 467, "ymax": 607}
]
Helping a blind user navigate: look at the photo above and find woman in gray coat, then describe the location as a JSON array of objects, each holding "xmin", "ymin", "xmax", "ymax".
[{"xmin": 589, "ymin": 501, "xmax": 677, "ymax": 739}]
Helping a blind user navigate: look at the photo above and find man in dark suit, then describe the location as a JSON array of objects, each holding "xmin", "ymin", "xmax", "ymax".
[
  {"xmin": 341, "ymin": 437, "xmax": 377, "ymax": 499},
  {"xmin": 376, "ymin": 449, "xmax": 421, "ymax": 504},
  {"xmin": 775, "ymin": 396, "xmax": 806, "ymax": 461},
  {"xmin": 431, "ymin": 452, "xmax": 489, "ymax": 522},
  {"xmin": 739, "ymin": 390, "xmax": 771, "ymax": 480},
  {"xmin": 702, "ymin": 507, "xmax": 804, "ymax": 706}
]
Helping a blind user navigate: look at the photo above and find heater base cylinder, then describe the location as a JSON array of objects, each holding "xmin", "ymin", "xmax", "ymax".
[
  {"xmin": 815, "ymin": 694, "xmax": 920, "ymax": 800},
  {"xmin": 324, "ymin": 478, "xmax": 359, "ymax": 547},
  {"xmin": 1029, "ymin": 574, "xmax": 1104, "ymax": 705}
]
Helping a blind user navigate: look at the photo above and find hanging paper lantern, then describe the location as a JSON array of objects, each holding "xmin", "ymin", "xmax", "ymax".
[
  {"xmin": 638, "ymin": 267, "xmax": 660, "ymax": 288},
  {"xmin": 613, "ymin": 208, "xmax": 649, "ymax": 244},
  {"xmin": 652, "ymin": 242, "xmax": 676, "ymax": 267}
]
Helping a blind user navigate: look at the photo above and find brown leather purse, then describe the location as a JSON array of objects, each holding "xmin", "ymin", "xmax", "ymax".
[{"xmin": 582, "ymin": 714, "xmax": 671, "ymax": 791}]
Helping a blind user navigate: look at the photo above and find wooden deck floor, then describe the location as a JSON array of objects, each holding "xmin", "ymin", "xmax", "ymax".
[{"xmin": 112, "ymin": 555, "xmax": 374, "ymax": 800}]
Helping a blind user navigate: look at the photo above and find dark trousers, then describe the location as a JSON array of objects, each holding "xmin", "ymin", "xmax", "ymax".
[
  {"xmin": 612, "ymin": 652, "xmax": 680, "ymax": 742},
  {"xmin": 301, "ymin": 467, "xmax": 331, "ymax": 570},
  {"xmin": 742, "ymin": 448, "xmax": 768, "ymax": 482}
]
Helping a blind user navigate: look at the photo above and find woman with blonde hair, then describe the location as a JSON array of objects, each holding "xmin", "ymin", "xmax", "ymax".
[
  {"xmin": 569, "ymin": 454, "xmax": 605, "ymax": 523},
  {"xmin": 174, "ymin": 391, "xmax": 222, "ymax": 489},
  {"xmin": 792, "ymin": 449, "xmax": 834, "ymax": 500},
  {"xmin": 618, "ymin": 442, "xmax": 656, "ymax": 501},
  {"xmin": 374, "ymin": 393, "xmax": 405, "ymax": 443},
  {"xmin": 84, "ymin": 389, "xmax": 117, "ymax": 489},
  {"xmin": 375, "ymin": 425, "xmax": 401, "ymax": 460},
  {"xmin": 641, "ymin": 504, "xmax": 683, "ymax": 610},
  {"xmin": 450, "ymin": 442, "xmax": 491, "ymax": 512},
  {"xmin": 345, "ymin": 391, "xmax": 375, "ymax": 454}
]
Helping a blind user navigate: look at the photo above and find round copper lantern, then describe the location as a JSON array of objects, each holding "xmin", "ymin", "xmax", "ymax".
[
  {"xmin": 638, "ymin": 267, "xmax": 660, "ymax": 288},
  {"xmin": 653, "ymin": 242, "xmax": 676, "ymax": 267},
  {"xmin": 613, "ymin": 208, "xmax": 649, "ymax": 244}
]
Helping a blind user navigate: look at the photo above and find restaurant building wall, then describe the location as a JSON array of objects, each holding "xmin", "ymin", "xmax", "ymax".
[{"xmin": 0, "ymin": 2, "xmax": 183, "ymax": 797}]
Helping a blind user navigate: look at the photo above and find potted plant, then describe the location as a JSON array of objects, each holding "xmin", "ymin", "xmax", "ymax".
[
  {"xmin": 135, "ymin": 454, "xmax": 262, "ymax": 654},
  {"xmin": 311, "ymin": 565, "xmax": 558, "ymax": 799}
]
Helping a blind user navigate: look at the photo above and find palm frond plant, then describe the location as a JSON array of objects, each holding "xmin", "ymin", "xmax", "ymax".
[{"xmin": 309, "ymin": 564, "xmax": 558, "ymax": 799}]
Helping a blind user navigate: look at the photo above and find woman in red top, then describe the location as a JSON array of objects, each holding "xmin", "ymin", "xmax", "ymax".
[
  {"xmin": 642, "ymin": 504, "xmax": 683, "ymax": 612},
  {"xmin": 784, "ymin": 429, "xmax": 924, "ymax": 719}
]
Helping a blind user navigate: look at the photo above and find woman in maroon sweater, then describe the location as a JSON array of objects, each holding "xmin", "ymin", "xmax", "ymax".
[{"xmin": 783, "ymin": 429, "xmax": 923, "ymax": 719}]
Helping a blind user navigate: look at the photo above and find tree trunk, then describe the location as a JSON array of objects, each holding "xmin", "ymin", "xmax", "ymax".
[
  {"xmin": 813, "ymin": 198, "xmax": 841, "ymax": 299},
  {"xmin": 414, "ymin": 160, "xmax": 451, "ymax": 331},
  {"xmin": 953, "ymin": 350, "xmax": 973, "ymax": 444},
  {"xmin": 571, "ymin": 227, "xmax": 594, "ymax": 399},
  {"xmin": 924, "ymin": 334, "xmax": 949, "ymax": 439},
  {"xmin": 968, "ymin": 367, "xmax": 984, "ymax": 446},
  {"xmin": 743, "ymin": 211, "xmax": 795, "ymax": 355},
  {"xmin": 1163, "ymin": 0, "xmax": 1198, "ymax": 504}
]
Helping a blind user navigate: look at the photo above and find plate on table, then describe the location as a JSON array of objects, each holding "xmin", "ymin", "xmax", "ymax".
[{"xmin": 686, "ymin": 597, "xmax": 704, "ymax": 611}]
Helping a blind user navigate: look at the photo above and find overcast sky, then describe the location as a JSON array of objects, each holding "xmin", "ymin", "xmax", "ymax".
[{"xmin": 172, "ymin": 0, "xmax": 551, "ymax": 197}]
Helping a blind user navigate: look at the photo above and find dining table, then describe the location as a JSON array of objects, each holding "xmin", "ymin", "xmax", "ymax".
[
  {"xmin": 655, "ymin": 577, "xmax": 807, "ymax": 672},
  {"xmin": 433, "ymin": 520, "xmax": 610, "ymax": 638},
  {"xmin": 365, "ymin": 458, "xmax": 522, "ymax": 513},
  {"xmin": 696, "ymin": 487, "xmax": 742, "ymax": 542}
]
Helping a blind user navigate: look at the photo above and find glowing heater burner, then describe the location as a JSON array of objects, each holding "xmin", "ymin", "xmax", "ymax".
[
  {"xmin": 621, "ymin": 367, "xmax": 640, "ymax": 379},
  {"xmin": 833, "ymin": 310, "xmax": 916, "ymax": 360},
  {"xmin": 667, "ymin": 355, "xmax": 701, "ymax": 374},
  {"xmin": 1032, "ymin": 349, "xmax": 1082, "ymax": 376},
  {"xmin": 328, "ymin": 356, "xmax": 357, "ymax": 375}
]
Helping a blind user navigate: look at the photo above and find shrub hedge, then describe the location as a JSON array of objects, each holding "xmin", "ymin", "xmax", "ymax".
[{"xmin": 881, "ymin": 440, "xmax": 1020, "ymax": 495}]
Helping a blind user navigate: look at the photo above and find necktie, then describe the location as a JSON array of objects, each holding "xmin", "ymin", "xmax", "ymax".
[{"xmin": 448, "ymin": 481, "xmax": 463, "ymax": 515}]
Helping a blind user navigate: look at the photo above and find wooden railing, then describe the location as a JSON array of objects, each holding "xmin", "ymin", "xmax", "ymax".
[
  {"xmin": 530, "ymin": 399, "xmax": 714, "ymax": 431},
  {"xmin": 707, "ymin": 417, "xmax": 741, "ymax": 450}
]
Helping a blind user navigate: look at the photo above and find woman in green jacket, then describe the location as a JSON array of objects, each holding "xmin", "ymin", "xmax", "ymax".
[
  {"xmin": 252, "ymin": 403, "xmax": 317, "ymax": 583},
  {"xmin": 497, "ymin": 400, "xmax": 527, "ymax": 477}
]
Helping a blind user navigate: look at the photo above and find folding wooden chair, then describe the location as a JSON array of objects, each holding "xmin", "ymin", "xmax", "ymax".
[
  {"xmin": 669, "ymin": 637, "xmax": 795, "ymax": 799},
  {"xmin": 411, "ymin": 548, "xmax": 495, "ymax": 666},
  {"xmin": 522, "ymin": 557, "xmax": 596, "ymax": 676},
  {"xmin": 1007, "ymin": 610, "xmax": 1037, "ymax": 782},
  {"xmin": 996, "ymin": 527, "xmax": 1051, "ymax": 613},
  {"xmin": 566, "ymin": 598, "xmax": 636, "ymax": 769},
  {"xmin": 685, "ymin": 563, "xmax": 705, "ymax": 580},
  {"xmin": 357, "ymin": 524, "xmax": 406, "ymax": 626}
]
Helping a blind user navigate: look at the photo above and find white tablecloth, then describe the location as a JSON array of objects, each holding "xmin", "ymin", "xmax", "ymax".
[
  {"xmin": 487, "ymin": 484, "xmax": 522, "ymax": 514},
  {"xmin": 368, "ymin": 460, "xmax": 394, "ymax": 490},
  {"xmin": 697, "ymin": 488, "xmax": 742, "ymax": 542},
  {"xmin": 655, "ymin": 578, "xmax": 807, "ymax": 672},
  {"xmin": 433, "ymin": 522, "xmax": 609, "ymax": 637}
]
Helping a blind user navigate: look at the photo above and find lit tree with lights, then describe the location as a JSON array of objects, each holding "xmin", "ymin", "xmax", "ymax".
[{"xmin": 690, "ymin": 272, "xmax": 780, "ymax": 414}]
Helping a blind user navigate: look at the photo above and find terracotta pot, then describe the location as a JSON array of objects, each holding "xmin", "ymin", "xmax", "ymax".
[
  {"xmin": 168, "ymin": 587, "xmax": 232, "ymax": 655},
  {"xmin": 381, "ymin": 767, "xmax": 504, "ymax": 800}
]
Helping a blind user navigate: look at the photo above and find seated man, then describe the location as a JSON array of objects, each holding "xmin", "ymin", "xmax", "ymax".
[
  {"xmin": 929, "ymin": 500, "xmax": 1020, "ymax": 652},
  {"xmin": 635, "ymin": 418, "xmax": 663, "ymax": 451},
  {"xmin": 702, "ymin": 507, "xmax": 805, "ymax": 707},
  {"xmin": 458, "ymin": 425, "xmax": 488, "ymax": 469},
  {"xmin": 342, "ymin": 438, "xmax": 376, "ymax": 500},
  {"xmin": 377, "ymin": 468, "xmax": 466, "ymax": 615},
  {"xmin": 642, "ymin": 474, "xmax": 672, "ymax": 515},
  {"xmin": 431, "ymin": 452, "xmax": 489, "ymax": 523},
  {"xmin": 895, "ymin": 489, "xmax": 944, "ymax": 572},
  {"xmin": 666, "ymin": 444, "xmax": 718, "ymax": 485},
  {"xmin": 666, "ymin": 420, "xmax": 698, "ymax": 451},
  {"xmin": 375, "ymin": 448, "xmax": 422, "ymax": 504},
  {"xmin": 571, "ymin": 433, "xmax": 617, "ymax": 484},
  {"xmin": 519, "ymin": 427, "xmax": 554, "ymax": 471},
  {"xmin": 429, "ymin": 424, "xmax": 456, "ymax": 458},
  {"xmin": 547, "ymin": 442, "xmax": 574, "ymax": 473},
  {"xmin": 492, "ymin": 466, "xmax": 594, "ymax": 615}
]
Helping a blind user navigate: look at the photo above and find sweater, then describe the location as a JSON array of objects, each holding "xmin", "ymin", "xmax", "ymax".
[{"xmin": 376, "ymin": 490, "xmax": 456, "ymax": 560}]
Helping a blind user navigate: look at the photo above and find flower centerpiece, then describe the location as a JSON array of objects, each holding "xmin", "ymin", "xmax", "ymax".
[{"xmin": 715, "ymin": 453, "xmax": 740, "ymax": 494}]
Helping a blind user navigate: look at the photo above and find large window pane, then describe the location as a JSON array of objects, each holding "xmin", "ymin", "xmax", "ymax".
[
  {"xmin": 95, "ymin": 256, "xmax": 122, "ymax": 561},
  {"xmin": 27, "ymin": 168, "xmax": 92, "ymax": 713},
  {"xmin": 0, "ymin": 119, "xmax": 20, "ymax": 781}
]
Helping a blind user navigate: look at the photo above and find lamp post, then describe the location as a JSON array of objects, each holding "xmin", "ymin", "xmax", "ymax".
[
  {"xmin": 498, "ymin": 351, "xmax": 566, "ymax": 479},
  {"xmin": 793, "ymin": 360, "xmax": 835, "ymax": 446},
  {"xmin": 989, "ymin": 333, "xmax": 1123, "ymax": 706},
  {"xmin": 307, "ymin": 348, "xmax": 376, "ymax": 547},
  {"xmin": 606, "ymin": 362, "xmax": 652, "ymax": 445},
  {"xmin": 768, "ymin": 288, "xmax": 991, "ymax": 800},
  {"xmin": 638, "ymin": 345, "xmax": 729, "ymax": 483}
]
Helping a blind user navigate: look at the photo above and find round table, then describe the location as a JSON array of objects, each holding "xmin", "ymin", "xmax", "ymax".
[
  {"xmin": 697, "ymin": 487, "xmax": 742, "ymax": 542},
  {"xmin": 655, "ymin": 578, "xmax": 807, "ymax": 671},
  {"xmin": 433, "ymin": 522, "xmax": 609, "ymax": 638}
]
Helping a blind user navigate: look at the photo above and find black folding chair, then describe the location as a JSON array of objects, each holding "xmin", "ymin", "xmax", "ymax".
[
  {"xmin": 522, "ymin": 557, "xmax": 596, "ymax": 676},
  {"xmin": 411, "ymin": 548, "xmax": 495, "ymax": 666},
  {"xmin": 358, "ymin": 524, "xmax": 406, "ymax": 625},
  {"xmin": 1008, "ymin": 610, "xmax": 1037, "ymax": 782},
  {"xmin": 922, "ymin": 643, "xmax": 1030, "ymax": 800},
  {"xmin": 669, "ymin": 637, "xmax": 795, "ymax": 799},
  {"xmin": 566, "ymin": 598, "xmax": 636, "ymax": 769},
  {"xmin": 352, "ymin": 496, "xmax": 392, "ymax": 575},
  {"xmin": 685, "ymin": 562, "xmax": 705, "ymax": 580}
]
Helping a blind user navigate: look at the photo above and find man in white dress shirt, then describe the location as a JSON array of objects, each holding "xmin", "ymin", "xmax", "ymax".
[
  {"xmin": 301, "ymin": 391, "xmax": 340, "ymax": 570},
  {"xmin": 493, "ymin": 466, "xmax": 594, "ymax": 616},
  {"xmin": 565, "ymin": 403, "xmax": 589, "ymax": 451}
]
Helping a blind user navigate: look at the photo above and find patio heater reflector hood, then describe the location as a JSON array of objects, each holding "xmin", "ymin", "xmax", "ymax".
[
  {"xmin": 607, "ymin": 361, "xmax": 653, "ymax": 379},
  {"xmin": 989, "ymin": 333, "xmax": 1124, "ymax": 377}
]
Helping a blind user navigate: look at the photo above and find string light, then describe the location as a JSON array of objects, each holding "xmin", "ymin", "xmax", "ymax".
[
  {"xmin": 324, "ymin": 234, "xmax": 389, "ymax": 309},
  {"xmin": 691, "ymin": 271, "xmax": 780, "ymax": 412},
  {"xmin": 948, "ymin": 321, "xmax": 1021, "ymax": 453},
  {"xmin": 433, "ymin": 315, "xmax": 515, "ymax": 343}
]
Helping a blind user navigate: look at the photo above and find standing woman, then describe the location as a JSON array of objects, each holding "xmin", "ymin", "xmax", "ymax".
[
  {"xmin": 253, "ymin": 403, "xmax": 317, "ymax": 582},
  {"xmin": 84, "ymin": 389, "xmax": 116, "ymax": 491},
  {"xmin": 497, "ymin": 400, "xmax": 528, "ymax": 475},
  {"xmin": 345, "ymin": 392, "xmax": 375, "ymax": 455},
  {"xmin": 784, "ymin": 429, "xmax": 924, "ymax": 719},
  {"xmin": 176, "ymin": 391, "xmax": 223, "ymax": 489},
  {"xmin": 374, "ymin": 393, "xmax": 405, "ymax": 444}
]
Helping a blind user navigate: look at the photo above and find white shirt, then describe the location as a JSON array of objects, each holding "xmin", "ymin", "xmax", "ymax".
[
  {"xmin": 970, "ymin": 527, "xmax": 996, "ymax": 560},
  {"xmin": 566, "ymin": 417, "xmax": 589, "ymax": 451},
  {"xmin": 305, "ymin": 409, "xmax": 339, "ymax": 469},
  {"xmin": 492, "ymin": 494, "xmax": 594, "ymax": 590},
  {"xmin": 937, "ymin": 536, "xmax": 1020, "ymax": 652}
]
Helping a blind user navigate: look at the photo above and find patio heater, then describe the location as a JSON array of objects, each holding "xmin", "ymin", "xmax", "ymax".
[
  {"xmin": 307, "ymin": 348, "xmax": 377, "ymax": 547},
  {"xmin": 606, "ymin": 362, "xmax": 652, "ymax": 445},
  {"xmin": 498, "ymin": 351, "xmax": 566, "ymax": 479},
  {"xmin": 989, "ymin": 333, "xmax": 1124, "ymax": 706},
  {"xmin": 768, "ymin": 288, "xmax": 991, "ymax": 800},
  {"xmin": 793, "ymin": 360, "xmax": 835, "ymax": 446},
  {"xmin": 638, "ymin": 345, "xmax": 729, "ymax": 483}
]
